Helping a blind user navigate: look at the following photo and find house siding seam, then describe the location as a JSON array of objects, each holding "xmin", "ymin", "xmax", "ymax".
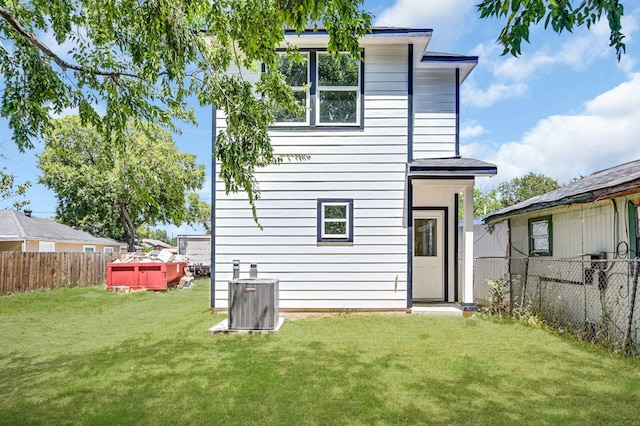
[{"xmin": 214, "ymin": 43, "xmax": 461, "ymax": 310}]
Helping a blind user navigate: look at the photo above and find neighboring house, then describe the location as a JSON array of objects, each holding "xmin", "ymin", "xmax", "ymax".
[
  {"xmin": 481, "ymin": 160, "xmax": 640, "ymax": 336},
  {"xmin": 213, "ymin": 27, "xmax": 497, "ymax": 312},
  {"xmin": 141, "ymin": 239, "xmax": 176, "ymax": 252},
  {"xmin": 0, "ymin": 209, "xmax": 123, "ymax": 253},
  {"xmin": 483, "ymin": 159, "xmax": 640, "ymax": 261}
]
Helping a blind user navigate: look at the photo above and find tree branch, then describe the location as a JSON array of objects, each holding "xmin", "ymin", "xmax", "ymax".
[{"xmin": 0, "ymin": 6, "xmax": 140, "ymax": 79}]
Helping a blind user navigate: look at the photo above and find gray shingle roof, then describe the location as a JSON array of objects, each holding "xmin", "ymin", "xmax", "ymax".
[
  {"xmin": 0, "ymin": 210, "xmax": 122, "ymax": 245},
  {"xmin": 408, "ymin": 157, "xmax": 497, "ymax": 176},
  {"xmin": 484, "ymin": 159, "xmax": 640, "ymax": 223}
]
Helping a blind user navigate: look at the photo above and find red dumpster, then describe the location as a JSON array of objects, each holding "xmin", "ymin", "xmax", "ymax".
[{"xmin": 106, "ymin": 261, "xmax": 187, "ymax": 291}]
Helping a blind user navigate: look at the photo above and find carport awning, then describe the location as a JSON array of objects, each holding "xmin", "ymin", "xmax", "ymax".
[{"xmin": 407, "ymin": 157, "xmax": 497, "ymax": 177}]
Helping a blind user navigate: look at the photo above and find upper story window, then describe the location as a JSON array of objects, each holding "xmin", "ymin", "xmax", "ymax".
[
  {"xmin": 271, "ymin": 50, "xmax": 363, "ymax": 128},
  {"xmin": 528, "ymin": 216, "xmax": 552, "ymax": 256}
]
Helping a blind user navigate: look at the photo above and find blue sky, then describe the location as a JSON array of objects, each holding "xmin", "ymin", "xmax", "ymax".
[{"xmin": 2, "ymin": 0, "xmax": 640, "ymax": 237}]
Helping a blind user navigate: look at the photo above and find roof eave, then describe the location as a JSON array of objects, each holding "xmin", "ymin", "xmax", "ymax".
[{"xmin": 419, "ymin": 56, "xmax": 478, "ymax": 83}]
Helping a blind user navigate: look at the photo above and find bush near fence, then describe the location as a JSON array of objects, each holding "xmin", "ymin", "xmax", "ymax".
[
  {"xmin": 0, "ymin": 252, "xmax": 122, "ymax": 295},
  {"xmin": 475, "ymin": 256, "xmax": 640, "ymax": 354}
]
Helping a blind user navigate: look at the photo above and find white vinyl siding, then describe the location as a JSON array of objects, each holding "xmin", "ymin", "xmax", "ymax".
[
  {"xmin": 215, "ymin": 43, "xmax": 461, "ymax": 310},
  {"xmin": 413, "ymin": 68, "xmax": 457, "ymax": 157}
]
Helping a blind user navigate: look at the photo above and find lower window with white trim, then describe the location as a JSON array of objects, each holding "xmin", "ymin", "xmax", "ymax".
[{"xmin": 317, "ymin": 199, "xmax": 354, "ymax": 244}]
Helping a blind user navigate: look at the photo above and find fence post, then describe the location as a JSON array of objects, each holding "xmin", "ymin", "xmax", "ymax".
[
  {"xmin": 522, "ymin": 257, "xmax": 529, "ymax": 309},
  {"xmin": 624, "ymin": 258, "xmax": 639, "ymax": 353}
]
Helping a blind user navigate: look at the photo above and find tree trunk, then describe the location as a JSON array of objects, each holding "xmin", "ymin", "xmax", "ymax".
[{"xmin": 118, "ymin": 203, "xmax": 138, "ymax": 252}]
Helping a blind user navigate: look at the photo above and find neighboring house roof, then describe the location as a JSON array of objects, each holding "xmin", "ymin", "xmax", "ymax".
[
  {"xmin": 484, "ymin": 159, "xmax": 640, "ymax": 224},
  {"xmin": 0, "ymin": 210, "xmax": 123, "ymax": 246},
  {"xmin": 141, "ymin": 239, "xmax": 173, "ymax": 248}
]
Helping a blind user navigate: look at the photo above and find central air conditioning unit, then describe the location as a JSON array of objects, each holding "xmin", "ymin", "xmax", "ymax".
[{"xmin": 228, "ymin": 278, "xmax": 279, "ymax": 330}]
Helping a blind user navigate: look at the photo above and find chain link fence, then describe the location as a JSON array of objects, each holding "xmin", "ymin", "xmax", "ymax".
[{"xmin": 474, "ymin": 256, "xmax": 640, "ymax": 354}]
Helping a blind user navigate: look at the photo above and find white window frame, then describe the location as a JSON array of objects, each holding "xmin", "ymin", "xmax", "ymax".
[
  {"xmin": 83, "ymin": 245, "xmax": 96, "ymax": 253},
  {"xmin": 315, "ymin": 52, "xmax": 361, "ymax": 126},
  {"xmin": 317, "ymin": 199, "xmax": 354, "ymax": 244},
  {"xmin": 104, "ymin": 247, "xmax": 114, "ymax": 253},
  {"xmin": 39, "ymin": 241, "xmax": 55, "ymax": 252}
]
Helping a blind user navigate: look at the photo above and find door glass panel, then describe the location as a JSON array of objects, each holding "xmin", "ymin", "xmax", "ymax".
[{"xmin": 414, "ymin": 218, "xmax": 437, "ymax": 257}]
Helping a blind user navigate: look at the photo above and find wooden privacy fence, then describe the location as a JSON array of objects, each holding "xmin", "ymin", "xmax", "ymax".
[{"xmin": 0, "ymin": 252, "xmax": 121, "ymax": 295}]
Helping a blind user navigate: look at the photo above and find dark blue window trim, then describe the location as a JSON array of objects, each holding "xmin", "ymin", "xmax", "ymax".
[
  {"xmin": 317, "ymin": 198, "xmax": 354, "ymax": 243},
  {"xmin": 269, "ymin": 49, "xmax": 365, "ymax": 130}
]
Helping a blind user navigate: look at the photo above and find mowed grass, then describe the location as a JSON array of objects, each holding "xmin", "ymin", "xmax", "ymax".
[{"xmin": 1, "ymin": 281, "xmax": 639, "ymax": 425}]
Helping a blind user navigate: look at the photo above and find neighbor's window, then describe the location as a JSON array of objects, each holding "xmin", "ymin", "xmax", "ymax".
[
  {"xmin": 317, "ymin": 199, "xmax": 354, "ymax": 243},
  {"xmin": 39, "ymin": 241, "xmax": 55, "ymax": 252},
  {"xmin": 271, "ymin": 50, "xmax": 362, "ymax": 127},
  {"xmin": 529, "ymin": 216, "xmax": 552, "ymax": 256},
  {"xmin": 104, "ymin": 247, "xmax": 114, "ymax": 253},
  {"xmin": 83, "ymin": 245, "xmax": 96, "ymax": 253}
]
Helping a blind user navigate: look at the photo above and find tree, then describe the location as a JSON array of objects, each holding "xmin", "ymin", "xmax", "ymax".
[
  {"xmin": 477, "ymin": 0, "xmax": 626, "ymax": 60},
  {"xmin": 0, "ymin": 1, "xmax": 371, "ymax": 223},
  {"xmin": 0, "ymin": 151, "xmax": 30, "ymax": 210},
  {"xmin": 38, "ymin": 116, "xmax": 207, "ymax": 251},
  {"xmin": 458, "ymin": 188, "xmax": 502, "ymax": 219},
  {"xmin": 497, "ymin": 172, "xmax": 562, "ymax": 207}
]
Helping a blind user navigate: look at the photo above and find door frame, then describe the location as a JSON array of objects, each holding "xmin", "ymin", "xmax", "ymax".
[{"xmin": 408, "ymin": 206, "xmax": 449, "ymax": 307}]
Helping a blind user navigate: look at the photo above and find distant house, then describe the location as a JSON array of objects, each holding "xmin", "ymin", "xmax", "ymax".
[
  {"xmin": 141, "ymin": 239, "xmax": 175, "ymax": 252},
  {"xmin": 0, "ymin": 209, "xmax": 124, "ymax": 252},
  {"xmin": 483, "ymin": 159, "xmax": 640, "ymax": 261}
]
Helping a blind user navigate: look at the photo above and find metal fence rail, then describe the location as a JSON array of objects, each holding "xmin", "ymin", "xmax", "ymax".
[
  {"xmin": 474, "ymin": 256, "xmax": 640, "ymax": 352},
  {"xmin": 0, "ymin": 252, "xmax": 121, "ymax": 295}
]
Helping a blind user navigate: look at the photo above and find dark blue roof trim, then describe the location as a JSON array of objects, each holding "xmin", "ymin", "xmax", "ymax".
[
  {"xmin": 285, "ymin": 27, "xmax": 432, "ymax": 35},
  {"xmin": 410, "ymin": 168, "xmax": 497, "ymax": 176},
  {"xmin": 421, "ymin": 56, "xmax": 479, "ymax": 63}
]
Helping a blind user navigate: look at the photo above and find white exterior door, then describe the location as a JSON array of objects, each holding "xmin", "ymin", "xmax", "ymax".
[{"xmin": 412, "ymin": 210, "xmax": 444, "ymax": 301}]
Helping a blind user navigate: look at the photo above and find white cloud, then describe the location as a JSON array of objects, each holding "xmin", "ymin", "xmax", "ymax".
[
  {"xmin": 462, "ymin": 81, "xmax": 528, "ymax": 108},
  {"xmin": 460, "ymin": 121, "xmax": 487, "ymax": 139},
  {"xmin": 465, "ymin": 11, "xmax": 640, "ymax": 109},
  {"xmin": 462, "ymin": 73, "xmax": 640, "ymax": 185}
]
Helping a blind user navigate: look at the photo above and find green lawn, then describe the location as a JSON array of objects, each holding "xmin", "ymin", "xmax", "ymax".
[{"xmin": 1, "ymin": 281, "xmax": 638, "ymax": 425}]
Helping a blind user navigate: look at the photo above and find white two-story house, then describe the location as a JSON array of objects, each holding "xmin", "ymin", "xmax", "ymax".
[{"xmin": 212, "ymin": 27, "xmax": 496, "ymax": 314}]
